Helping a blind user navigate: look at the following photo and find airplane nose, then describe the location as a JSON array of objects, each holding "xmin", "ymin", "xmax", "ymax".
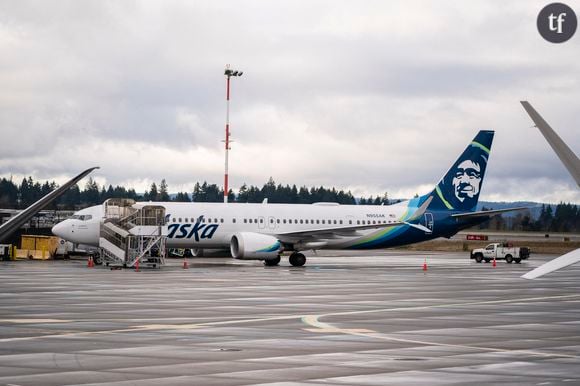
[{"xmin": 51, "ymin": 222, "xmax": 67, "ymax": 238}]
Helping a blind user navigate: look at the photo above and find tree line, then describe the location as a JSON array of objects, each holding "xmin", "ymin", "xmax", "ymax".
[
  {"xmin": 478, "ymin": 203, "xmax": 579, "ymax": 233},
  {"xmin": 0, "ymin": 176, "xmax": 389, "ymax": 209}
]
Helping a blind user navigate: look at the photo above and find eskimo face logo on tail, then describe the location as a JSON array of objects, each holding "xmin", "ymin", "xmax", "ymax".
[
  {"xmin": 452, "ymin": 160, "xmax": 482, "ymax": 202},
  {"xmin": 436, "ymin": 139, "xmax": 490, "ymax": 211}
]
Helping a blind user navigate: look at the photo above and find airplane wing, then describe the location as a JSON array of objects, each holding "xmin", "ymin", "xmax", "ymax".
[
  {"xmin": 0, "ymin": 167, "xmax": 99, "ymax": 243},
  {"xmin": 451, "ymin": 207, "xmax": 529, "ymax": 219},
  {"xmin": 275, "ymin": 197, "xmax": 433, "ymax": 241},
  {"xmin": 520, "ymin": 101, "xmax": 580, "ymax": 187},
  {"xmin": 519, "ymin": 102, "xmax": 580, "ymax": 279},
  {"xmin": 522, "ymin": 248, "xmax": 580, "ymax": 279}
]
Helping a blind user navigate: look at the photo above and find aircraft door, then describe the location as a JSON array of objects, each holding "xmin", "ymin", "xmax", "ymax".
[
  {"xmin": 258, "ymin": 216, "xmax": 266, "ymax": 230},
  {"xmin": 268, "ymin": 216, "xmax": 276, "ymax": 230},
  {"xmin": 423, "ymin": 213, "xmax": 434, "ymax": 234}
]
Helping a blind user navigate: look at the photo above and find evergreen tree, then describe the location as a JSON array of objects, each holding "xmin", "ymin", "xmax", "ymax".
[
  {"xmin": 159, "ymin": 179, "xmax": 170, "ymax": 201},
  {"xmin": 148, "ymin": 182, "xmax": 158, "ymax": 201}
]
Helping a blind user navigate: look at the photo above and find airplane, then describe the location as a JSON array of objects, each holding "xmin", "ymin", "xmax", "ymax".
[
  {"xmin": 0, "ymin": 167, "xmax": 99, "ymax": 243},
  {"xmin": 52, "ymin": 130, "xmax": 527, "ymax": 267},
  {"xmin": 520, "ymin": 101, "xmax": 580, "ymax": 279}
]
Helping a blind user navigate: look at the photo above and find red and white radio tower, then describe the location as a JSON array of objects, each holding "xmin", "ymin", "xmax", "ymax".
[{"xmin": 223, "ymin": 65, "xmax": 243, "ymax": 203}]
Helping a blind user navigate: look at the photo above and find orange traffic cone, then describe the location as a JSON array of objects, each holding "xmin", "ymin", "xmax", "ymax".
[
  {"xmin": 422, "ymin": 258, "xmax": 428, "ymax": 271},
  {"xmin": 87, "ymin": 256, "xmax": 94, "ymax": 268},
  {"xmin": 135, "ymin": 259, "xmax": 139, "ymax": 272},
  {"xmin": 183, "ymin": 259, "xmax": 189, "ymax": 269},
  {"xmin": 492, "ymin": 257, "xmax": 497, "ymax": 268}
]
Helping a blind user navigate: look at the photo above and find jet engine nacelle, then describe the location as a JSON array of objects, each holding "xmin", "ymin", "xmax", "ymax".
[{"xmin": 230, "ymin": 232, "xmax": 282, "ymax": 260}]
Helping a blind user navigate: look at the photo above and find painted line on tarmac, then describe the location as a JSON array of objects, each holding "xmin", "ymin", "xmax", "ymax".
[
  {"xmin": 301, "ymin": 294, "xmax": 580, "ymax": 360},
  {"xmin": 301, "ymin": 314, "xmax": 579, "ymax": 359},
  {"xmin": 0, "ymin": 294, "xmax": 578, "ymax": 344}
]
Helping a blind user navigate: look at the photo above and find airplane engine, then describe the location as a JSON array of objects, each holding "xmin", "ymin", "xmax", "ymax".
[{"xmin": 230, "ymin": 232, "xmax": 282, "ymax": 260}]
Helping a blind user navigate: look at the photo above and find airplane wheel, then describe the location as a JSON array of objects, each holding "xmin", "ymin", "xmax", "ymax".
[
  {"xmin": 289, "ymin": 252, "xmax": 306, "ymax": 267},
  {"xmin": 263, "ymin": 256, "xmax": 281, "ymax": 266}
]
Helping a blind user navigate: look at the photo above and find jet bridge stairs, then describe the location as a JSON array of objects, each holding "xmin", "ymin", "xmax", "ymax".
[{"xmin": 99, "ymin": 198, "xmax": 167, "ymax": 268}]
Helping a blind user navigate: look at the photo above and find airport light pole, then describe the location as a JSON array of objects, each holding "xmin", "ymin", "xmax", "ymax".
[{"xmin": 223, "ymin": 65, "xmax": 243, "ymax": 203}]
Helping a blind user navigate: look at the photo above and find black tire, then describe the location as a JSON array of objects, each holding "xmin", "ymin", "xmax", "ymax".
[
  {"xmin": 474, "ymin": 254, "xmax": 483, "ymax": 263},
  {"xmin": 93, "ymin": 254, "xmax": 103, "ymax": 265},
  {"xmin": 263, "ymin": 256, "xmax": 281, "ymax": 266},
  {"xmin": 514, "ymin": 258, "xmax": 521, "ymax": 264},
  {"xmin": 505, "ymin": 255, "xmax": 513, "ymax": 264},
  {"xmin": 289, "ymin": 252, "xmax": 306, "ymax": 267},
  {"xmin": 484, "ymin": 259, "xmax": 491, "ymax": 263}
]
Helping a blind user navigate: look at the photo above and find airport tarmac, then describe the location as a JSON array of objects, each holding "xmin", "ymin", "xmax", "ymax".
[{"xmin": 0, "ymin": 251, "xmax": 579, "ymax": 385}]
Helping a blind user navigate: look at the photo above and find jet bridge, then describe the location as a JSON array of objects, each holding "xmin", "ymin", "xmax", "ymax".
[{"xmin": 99, "ymin": 198, "xmax": 167, "ymax": 268}]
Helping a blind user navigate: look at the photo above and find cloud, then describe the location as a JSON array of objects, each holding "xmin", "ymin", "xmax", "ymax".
[{"xmin": 0, "ymin": 0, "xmax": 578, "ymax": 203}]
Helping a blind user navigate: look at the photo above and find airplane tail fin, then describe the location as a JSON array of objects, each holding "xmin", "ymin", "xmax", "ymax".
[{"xmin": 424, "ymin": 130, "xmax": 494, "ymax": 212}]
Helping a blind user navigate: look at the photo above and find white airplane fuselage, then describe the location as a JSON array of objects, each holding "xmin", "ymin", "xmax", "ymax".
[{"xmin": 52, "ymin": 130, "xmax": 515, "ymax": 265}]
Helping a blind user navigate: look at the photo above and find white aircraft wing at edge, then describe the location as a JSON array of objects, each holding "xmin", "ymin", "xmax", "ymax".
[
  {"xmin": 520, "ymin": 101, "xmax": 579, "ymax": 279},
  {"xmin": 521, "ymin": 249, "xmax": 580, "ymax": 279}
]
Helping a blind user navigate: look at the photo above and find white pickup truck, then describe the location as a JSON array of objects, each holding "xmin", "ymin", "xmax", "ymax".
[{"xmin": 470, "ymin": 243, "xmax": 530, "ymax": 264}]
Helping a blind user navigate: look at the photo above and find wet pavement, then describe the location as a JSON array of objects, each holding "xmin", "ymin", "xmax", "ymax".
[{"xmin": 0, "ymin": 250, "xmax": 579, "ymax": 385}]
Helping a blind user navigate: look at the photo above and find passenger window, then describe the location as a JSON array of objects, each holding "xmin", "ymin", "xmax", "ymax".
[
  {"xmin": 255, "ymin": 219, "xmax": 258, "ymax": 223},
  {"xmin": 322, "ymin": 220, "xmax": 326, "ymax": 224},
  {"xmin": 357, "ymin": 220, "xmax": 360, "ymax": 225},
  {"xmin": 316, "ymin": 220, "xmax": 320, "ymax": 224},
  {"xmin": 283, "ymin": 219, "xmax": 286, "ymax": 224},
  {"xmin": 220, "ymin": 219, "xmax": 224, "ymax": 223},
  {"xmin": 277, "ymin": 219, "xmax": 280, "ymax": 224},
  {"xmin": 172, "ymin": 218, "xmax": 176, "ymax": 222},
  {"xmin": 244, "ymin": 219, "xmax": 247, "ymax": 223},
  {"xmin": 233, "ymin": 218, "xmax": 236, "ymax": 223},
  {"xmin": 349, "ymin": 220, "xmax": 352, "ymax": 225},
  {"xmin": 260, "ymin": 219, "xmax": 263, "ymax": 223},
  {"xmin": 333, "ymin": 220, "xmax": 337, "ymax": 224},
  {"xmin": 339, "ymin": 220, "xmax": 343, "ymax": 224},
  {"xmin": 300, "ymin": 219, "xmax": 303, "ymax": 224},
  {"xmin": 305, "ymin": 220, "xmax": 309, "ymax": 224}
]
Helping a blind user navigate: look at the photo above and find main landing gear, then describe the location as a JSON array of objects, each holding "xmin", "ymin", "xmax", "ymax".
[
  {"xmin": 263, "ymin": 256, "xmax": 281, "ymax": 266},
  {"xmin": 289, "ymin": 252, "xmax": 306, "ymax": 267}
]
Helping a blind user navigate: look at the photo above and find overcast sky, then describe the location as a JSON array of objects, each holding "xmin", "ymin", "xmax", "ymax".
[{"xmin": 1, "ymin": 0, "xmax": 579, "ymax": 203}]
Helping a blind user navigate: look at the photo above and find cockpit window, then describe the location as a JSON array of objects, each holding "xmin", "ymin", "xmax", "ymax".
[{"xmin": 70, "ymin": 214, "xmax": 92, "ymax": 221}]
